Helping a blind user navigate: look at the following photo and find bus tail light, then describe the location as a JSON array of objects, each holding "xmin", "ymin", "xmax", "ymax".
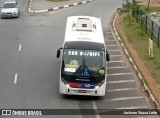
[{"xmin": 69, "ymin": 83, "xmax": 79, "ymax": 88}]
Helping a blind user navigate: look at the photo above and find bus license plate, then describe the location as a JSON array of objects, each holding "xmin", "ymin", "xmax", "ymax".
[{"xmin": 78, "ymin": 90, "xmax": 86, "ymax": 93}]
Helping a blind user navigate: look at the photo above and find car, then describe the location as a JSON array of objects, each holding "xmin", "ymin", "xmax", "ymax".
[{"xmin": 1, "ymin": 0, "xmax": 19, "ymax": 18}]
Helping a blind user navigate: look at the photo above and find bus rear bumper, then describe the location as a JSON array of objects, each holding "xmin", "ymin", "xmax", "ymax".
[{"xmin": 60, "ymin": 82, "xmax": 106, "ymax": 96}]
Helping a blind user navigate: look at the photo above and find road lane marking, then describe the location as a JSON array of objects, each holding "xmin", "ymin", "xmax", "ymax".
[
  {"xmin": 106, "ymin": 45, "xmax": 117, "ymax": 46},
  {"xmin": 108, "ymin": 66, "xmax": 128, "ymax": 69},
  {"xmin": 107, "ymin": 32, "xmax": 112, "ymax": 34},
  {"xmin": 107, "ymin": 88, "xmax": 138, "ymax": 92},
  {"xmin": 107, "ymin": 61, "xmax": 124, "ymax": 63},
  {"xmin": 108, "ymin": 80, "xmax": 135, "ymax": 84},
  {"xmin": 115, "ymin": 106, "xmax": 148, "ymax": 109},
  {"xmin": 92, "ymin": 101, "xmax": 101, "ymax": 118},
  {"xmin": 14, "ymin": 73, "xmax": 18, "ymax": 84},
  {"xmin": 18, "ymin": 44, "xmax": 21, "ymax": 52},
  {"xmin": 106, "ymin": 40, "xmax": 115, "ymax": 42},
  {"xmin": 107, "ymin": 36, "xmax": 113, "ymax": 37},
  {"xmin": 110, "ymin": 55, "xmax": 122, "ymax": 57},
  {"xmin": 107, "ymin": 73, "xmax": 132, "ymax": 76},
  {"xmin": 106, "ymin": 96, "xmax": 144, "ymax": 102},
  {"xmin": 108, "ymin": 50, "xmax": 119, "ymax": 51}
]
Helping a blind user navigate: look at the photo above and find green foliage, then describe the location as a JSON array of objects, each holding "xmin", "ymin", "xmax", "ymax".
[
  {"xmin": 122, "ymin": 14, "xmax": 160, "ymax": 83},
  {"xmin": 156, "ymin": 62, "xmax": 160, "ymax": 69},
  {"xmin": 117, "ymin": 0, "xmax": 137, "ymax": 25},
  {"xmin": 140, "ymin": 5, "xmax": 160, "ymax": 13},
  {"xmin": 117, "ymin": 0, "xmax": 136, "ymax": 13}
]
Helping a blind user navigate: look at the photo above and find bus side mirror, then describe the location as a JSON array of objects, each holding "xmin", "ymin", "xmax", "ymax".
[
  {"xmin": 106, "ymin": 50, "xmax": 110, "ymax": 62},
  {"xmin": 56, "ymin": 48, "xmax": 62, "ymax": 58}
]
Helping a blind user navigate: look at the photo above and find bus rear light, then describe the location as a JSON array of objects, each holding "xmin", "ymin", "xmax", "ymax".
[{"xmin": 69, "ymin": 83, "xmax": 79, "ymax": 88}]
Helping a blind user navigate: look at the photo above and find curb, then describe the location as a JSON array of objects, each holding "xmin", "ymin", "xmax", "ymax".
[
  {"xmin": 112, "ymin": 12, "xmax": 160, "ymax": 109},
  {"xmin": 28, "ymin": 0, "xmax": 94, "ymax": 13}
]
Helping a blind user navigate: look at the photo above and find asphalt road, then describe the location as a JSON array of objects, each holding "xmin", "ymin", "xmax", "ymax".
[{"xmin": 0, "ymin": 0, "xmax": 158, "ymax": 118}]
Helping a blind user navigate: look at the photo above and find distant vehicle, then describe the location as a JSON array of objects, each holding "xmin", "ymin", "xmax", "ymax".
[
  {"xmin": 1, "ymin": 0, "xmax": 19, "ymax": 18},
  {"xmin": 56, "ymin": 16, "xmax": 110, "ymax": 96}
]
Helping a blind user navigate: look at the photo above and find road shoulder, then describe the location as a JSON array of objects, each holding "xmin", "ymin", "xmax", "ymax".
[{"xmin": 114, "ymin": 13, "xmax": 160, "ymax": 107}]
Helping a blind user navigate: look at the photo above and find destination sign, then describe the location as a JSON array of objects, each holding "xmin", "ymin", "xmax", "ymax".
[{"xmin": 67, "ymin": 50, "xmax": 100, "ymax": 56}]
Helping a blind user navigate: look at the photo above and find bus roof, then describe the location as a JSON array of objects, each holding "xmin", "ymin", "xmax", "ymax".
[{"xmin": 64, "ymin": 16, "xmax": 105, "ymax": 44}]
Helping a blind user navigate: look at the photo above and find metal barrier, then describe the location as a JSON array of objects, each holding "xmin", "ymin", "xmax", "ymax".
[{"xmin": 132, "ymin": 6, "xmax": 160, "ymax": 47}]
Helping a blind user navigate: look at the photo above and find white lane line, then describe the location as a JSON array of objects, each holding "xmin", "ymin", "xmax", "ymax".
[
  {"xmin": 106, "ymin": 39, "xmax": 116, "ymax": 42},
  {"xmin": 18, "ymin": 44, "xmax": 21, "ymax": 52},
  {"xmin": 14, "ymin": 73, "xmax": 18, "ymax": 84},
  {"xmin": 92, "ymin": 101, "xmax": 101, "ymax": 118},
  {"xmin": 115, "ymin": 106, "xmax": 148, "ymax": 109},
  {"xmin": 106, "ymin": 96, "xmax": 144, "ymax": 102},
  {"xmin": 107, "ymin": 36, "xmax": 113, "ymax": 37},
  {"xmin": 108, "ymin": 66, "xmax": 128, "ymax": 69},
  {"xmin": 107, "ymin": 88, "xmax": 138, "ymax": 92},
  {"xmin": 108, "ymin": 50, "xmax": 119, "ymax": 52},
  {"xmin": 110, "ymin": 55, "xmax": 122, "ymax": 57},
  {"xmin": 106, "ymin": 45, "xmax": 117, "ymax": 46},
  {"xmin": 107, "ymin": 73, "xmax": 132, "ymax": 76},
  {"xmin": 107, "ymin": 61, "xmax": 124, "ymax": 63},
  {"xmin": 108, "ymin": 80, "xmax": 135, "ymax": 84}
]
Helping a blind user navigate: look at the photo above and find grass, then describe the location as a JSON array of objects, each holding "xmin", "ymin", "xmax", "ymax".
[
  {"xmin": 47, "ymin": 0, "xmax": 69, "ymax": 2},
  {"xmin": 122, "ymin": 13, "xmax": 160, "ymax": 84},
  {"xmin": 139, "ymin": 5, "xmax": 160, "ymax": 13}
]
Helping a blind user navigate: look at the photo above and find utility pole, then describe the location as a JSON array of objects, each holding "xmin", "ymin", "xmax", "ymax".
[{"xmin": 148, "ymin": 0, "xmax": 150, "ymax": 8}]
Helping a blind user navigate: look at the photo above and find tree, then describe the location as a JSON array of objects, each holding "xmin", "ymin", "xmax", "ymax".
[{"xmin": 117, "ymin": 0, "xmax": 136, "ymax": 25}]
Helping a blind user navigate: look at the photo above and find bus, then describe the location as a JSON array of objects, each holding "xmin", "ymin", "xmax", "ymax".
[{"xmin": 56, "ymin": 16, "xmax": 110, "ymax": 96}]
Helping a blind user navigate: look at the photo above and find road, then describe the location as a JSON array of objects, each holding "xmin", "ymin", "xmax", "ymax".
[{"xmin": 0, "ymin": 0, "xmax": 158, "ymax": 118}]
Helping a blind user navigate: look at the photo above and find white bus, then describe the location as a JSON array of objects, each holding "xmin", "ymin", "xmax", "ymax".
[{"xmin": 56, "ymin": 16, "xmax": 110, "ymax": 96}]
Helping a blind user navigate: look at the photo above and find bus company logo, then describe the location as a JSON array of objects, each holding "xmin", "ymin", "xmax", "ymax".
[{"xmin": 2, "ymin": 110, "xmax": 12, "ymax": 115}]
